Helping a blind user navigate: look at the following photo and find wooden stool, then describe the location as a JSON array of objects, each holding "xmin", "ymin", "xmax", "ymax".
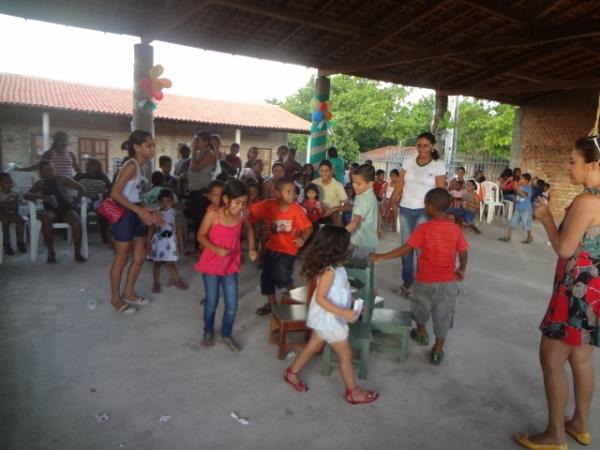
[
  {"xmin": 321, "ymin": 322, "xmax": 373, "ymax": 380},
  {"xmin": 370, "ymin": 309, "xmax": 412, "ymax": 362},
  {"xmin": 270, "ymin": 305, "xmax": 308, "ymax": 360}
]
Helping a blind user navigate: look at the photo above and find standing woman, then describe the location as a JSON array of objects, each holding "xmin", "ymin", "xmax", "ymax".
[
  {"xmin": 389, "ymin": 132, "xmax": 447, "ymax": 295},
  {"xmin": 516, "ymin": 136, "xmax": 600, "ymax": 450},
  {"xmin": 187, "ymin": 131, "xmax": 217, "ymax": 249},
  {"xmin": 110, "ymin": 130, "xmax": 160, "ymax": 314},
  {"xmin": 244, "ymin": 146, "xmax": 259, "ymax": 169}
]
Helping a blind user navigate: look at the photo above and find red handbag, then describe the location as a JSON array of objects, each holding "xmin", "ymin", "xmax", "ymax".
[{"xmin": 98, "ymin": 198, "xmax": 125, "ymax": 224}]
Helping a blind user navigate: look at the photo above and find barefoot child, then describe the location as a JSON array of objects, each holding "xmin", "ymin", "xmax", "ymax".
[
  {"xmin": 147, "ymin": 189, "xmax": 188, "ymax": 293},
  {"xmin": 448, "ymin": 180, "xmax": 482, "ymax": 234},
  {"xmin": 370, "ymin": 188, "xmax": 469, "ymax": 365},
  {"xmin": 194, "ymin": 180, "xmax": 256, "ymax": 351},
  {"xmin": 251, "ymin": 177, "xmax": 313, "ymax": 316},
  {"xmin": 0, "ymin": 172, "xmax": 27, "ymax": 255},
  {"xmin": 284, "ymin": 225, "xmax": 379, "ymax": 404}
]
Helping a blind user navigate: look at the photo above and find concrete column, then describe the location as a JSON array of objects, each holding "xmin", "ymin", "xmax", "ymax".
[
  {"xmin": 432, "ymin": 91, "xmax": 448, "ymax": 155},
  {"xmin": 509, "ymin": 107, "xmax": 523, "ymax": 168},
  {"xmin": 132, "ymin": 43, "xmax": 154, "ymax": 135},
  {"xmin": 235, "ymin": 128, "xmax": 242, "ymax": 146},
  {"xmin": 42, "ymin": 112, "xmax": 50, "ymax": 151},
  {"xmin": 308, "ymin": 75, "xmax": 330, "ymax": 165}
]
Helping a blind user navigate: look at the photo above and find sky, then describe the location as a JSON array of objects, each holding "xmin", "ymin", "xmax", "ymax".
[{"xmin": 0, "ymin": 13, "xmax": 430, "ymax": 105}]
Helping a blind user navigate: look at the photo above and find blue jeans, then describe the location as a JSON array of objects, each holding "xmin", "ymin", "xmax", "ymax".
[
  {"xmin": 399, "ymin": 207, "xmax": 427, "ymax": 286},
  {"xmin": 511, "ymin": 209, "xmax": 532, "ymax": 232},
  {"xmin": 447, "ymin": 207, "xmax": 476, "ymax": 225},
  {"xmin": 203, "ymin": 273, "xmax": 238, "ymax": 337}
]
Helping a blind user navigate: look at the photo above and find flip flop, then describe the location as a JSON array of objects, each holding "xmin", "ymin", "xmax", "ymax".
[
  {"xmin": 515, "ymin": 434, "xmax": 568, "ymax": 450},
  {"xmin": 116, "ymin": 304, "xmax": 136, "ymax": 314},
  {"xmin": 565, "ymin": 422, "xmax": 591, "ymax": 446},
  {"xmin": 123, "ymin": 296, "xmax": 151, "ymax": 307}
]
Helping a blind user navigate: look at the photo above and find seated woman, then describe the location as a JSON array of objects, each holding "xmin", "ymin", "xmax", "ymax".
[
  {"xmin": 25, "ymin": 160, "xmax": 86, "ymax": 263},
  {"xmin": 447, "ymin": 180, "xmax": 481, "ymax": 234},
  {"xmin": 75, "ymin": 158, "xmax": 111, "ymax": 243}
]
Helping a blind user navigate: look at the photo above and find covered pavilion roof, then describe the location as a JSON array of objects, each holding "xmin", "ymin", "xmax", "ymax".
[{"xmin": 1, "ymin": 0, "xmax": 600, "ymax": 105}]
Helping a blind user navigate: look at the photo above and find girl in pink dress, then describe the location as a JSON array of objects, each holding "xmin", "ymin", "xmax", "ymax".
[{"xmin": 194, "ymin": 180, "xmax": 256, "ymax": 352}]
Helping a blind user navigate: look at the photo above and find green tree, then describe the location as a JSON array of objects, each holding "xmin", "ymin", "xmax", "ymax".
[
  {"xmin": 456, "ymin": 99, "xmax": 515, "ymax": 157},
  {"xmin": 270, "ymin": 76, "xmax": 516, "ymax": 162}
]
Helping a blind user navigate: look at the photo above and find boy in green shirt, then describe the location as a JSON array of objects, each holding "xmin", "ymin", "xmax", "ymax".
[{"xmin": 345, "ymin": 164, "xmax": 381, "ymax": 261}]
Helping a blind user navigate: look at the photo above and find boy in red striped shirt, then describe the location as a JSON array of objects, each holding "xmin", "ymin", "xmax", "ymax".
[{"xmin": 370, "ymin": 188, "xmax": 469, "ymax": 365}]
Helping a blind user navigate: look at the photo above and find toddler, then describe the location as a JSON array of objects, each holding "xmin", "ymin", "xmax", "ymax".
[
  {"xmin": 301, "ymin": 183, "xmax": 322, "ymax": 225},
  {"xmin": 147, "ymin": 189, "xmax": 188, "ymax": 292},
  {"xmin": 0, "ymin": 172, "xmax": 26, "ymax": 255},
  {"xmin": 499, "ymin": 173, "xmax": 534, "ymax": 244}
]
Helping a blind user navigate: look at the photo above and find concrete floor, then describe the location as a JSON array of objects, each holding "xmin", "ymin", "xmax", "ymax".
[{"xmin": 1, "ymin": 222, "xmax": 599, "ymax": 450}]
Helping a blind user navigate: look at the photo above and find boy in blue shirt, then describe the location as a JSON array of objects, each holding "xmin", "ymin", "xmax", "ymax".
[{"xmin": 499, "ymin": 172, "xmax": 534, "ymax": 243}]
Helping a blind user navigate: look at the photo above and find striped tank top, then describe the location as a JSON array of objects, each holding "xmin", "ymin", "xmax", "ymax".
[{"xmin": 48, "ymin": 150, "xmax": 75, "ymax": 177}]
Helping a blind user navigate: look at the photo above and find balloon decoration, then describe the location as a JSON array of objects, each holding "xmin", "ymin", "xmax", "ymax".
[
  {"xmin": 137, "ymin": 64, "xmax": 172, "ymax": 112},
  {"xmin": 312, "ymin": 99, "xmax": 333, "ymax": 134}
]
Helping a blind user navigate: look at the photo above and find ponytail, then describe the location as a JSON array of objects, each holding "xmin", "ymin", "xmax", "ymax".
[{"xmin": 431, "ymin": 148, "xmax": 440, "ymax": 160}]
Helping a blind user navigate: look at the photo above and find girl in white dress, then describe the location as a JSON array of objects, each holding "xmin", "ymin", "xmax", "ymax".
[
  {"xmin": 283, "ymin": 225, "xmax": 379, "ymax": 405},
  {"xmin": 147, "ymin": 189, "xmax": 188, "ymax": 293}
]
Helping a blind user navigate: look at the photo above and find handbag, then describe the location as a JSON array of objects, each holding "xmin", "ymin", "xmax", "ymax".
[{"xmin": 97, "ymin": 198, "xmax": 125, "ymax": 224}]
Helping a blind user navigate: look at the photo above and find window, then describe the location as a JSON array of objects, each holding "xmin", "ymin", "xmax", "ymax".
[{"xmin": 79, "ymin": 138, "xmax": 109, "ymax": 172}]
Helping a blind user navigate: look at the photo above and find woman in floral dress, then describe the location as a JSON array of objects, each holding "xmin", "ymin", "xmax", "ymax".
[{"xmin": 517, "ymin": 137, "xmax": 600, "ymax": 450}]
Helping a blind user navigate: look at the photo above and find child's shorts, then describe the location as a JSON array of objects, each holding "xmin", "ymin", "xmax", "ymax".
[
  {"xmin": 511, "ymin": 209, "xmax": 532, "ymax": 232},
  {"xmin": 112, "ymin": 208, "xmax": 146, "ymax": 242},
  {"xmin": 410, "ymin": 282, "xmax": 460, "ymax": 340},
  {"xmin": 260, "ymin": 250, "xmax": 296, "ymax": 295},
  {"xmin": 314, "ymin": 324, "xmax": 349, "ymax": 343}
]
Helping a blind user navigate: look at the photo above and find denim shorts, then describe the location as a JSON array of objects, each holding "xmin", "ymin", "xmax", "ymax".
[
  {"xmin": 112, "ymin": 208, "xmax": 146, "ymax": 242},
  {"xmin": 511, "ymin": 208, "xmax": 532, "ymax": 232},
  {"xmin": 260, "ymin": 250, "xmax": 296, "ymax": 295}
]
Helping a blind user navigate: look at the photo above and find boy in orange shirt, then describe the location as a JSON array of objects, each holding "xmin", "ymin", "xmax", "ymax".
[
  {"xmin": 370, "ymin": 188, "xmax": 469, "ymax": 365},
  {"xmin": 251, "ymin": 177, "xmax": 313, "ymax": 316}
]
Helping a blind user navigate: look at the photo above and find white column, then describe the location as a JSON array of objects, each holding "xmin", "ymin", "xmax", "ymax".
[
  {"xmin": 235, "ymin": 128, "xmax": 242, "ymax": 145},
  {"xmin": 42, "ymin": 112, "xmax": 50, "ymax": 151}
]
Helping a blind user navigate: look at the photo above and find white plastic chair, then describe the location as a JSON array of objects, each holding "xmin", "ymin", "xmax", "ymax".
[
  {"xmin": 480, "ymin": 181, "xmax": 504, "ymax": 224},
  {"xmin": 502, "ymin": 197, "xmax": 514, "ymax": 221},
  {"xmin": 28, "ymin": 199, "xmax": 88, "ymax": 261}
]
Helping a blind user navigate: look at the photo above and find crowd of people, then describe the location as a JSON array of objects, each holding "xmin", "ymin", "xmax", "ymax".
[{"xmin": 0, "ymin": 129, "xmax": 598, "ymax": 446}]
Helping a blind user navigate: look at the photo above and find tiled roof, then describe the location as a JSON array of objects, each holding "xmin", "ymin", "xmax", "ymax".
[{"xmin": 0, "ymin": 73, "xmax": 310, "ymax": 133}]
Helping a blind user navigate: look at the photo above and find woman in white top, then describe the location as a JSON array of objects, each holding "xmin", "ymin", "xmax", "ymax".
[
  {"xmin": 390, "ymin": 132, "xmax": 447, "ymax": 294},
  {"xmin": 110, "ymin": 130, "xmax": 162, "ymax": 314}
]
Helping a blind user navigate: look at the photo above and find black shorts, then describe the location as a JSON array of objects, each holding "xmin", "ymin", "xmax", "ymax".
[{"xmin": 260, "ymin": 250, "xmax": 296, "ymax": 295}]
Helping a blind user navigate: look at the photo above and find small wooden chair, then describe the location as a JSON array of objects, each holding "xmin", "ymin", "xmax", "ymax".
[{"xmin": 269, "ymin": 281, "xmax": 316, "ymax": 360}]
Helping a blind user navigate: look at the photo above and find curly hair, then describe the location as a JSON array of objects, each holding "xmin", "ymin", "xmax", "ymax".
[{"xmin": 300, "ymin": 225, "xmax": 350, "ymax": 280}]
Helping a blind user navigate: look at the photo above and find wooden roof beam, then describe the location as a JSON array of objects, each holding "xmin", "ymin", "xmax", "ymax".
[
  {"xmin": 450, "ymin": 41, "xmax": 574, "ymax": 88},
  {"xmin": 141, "ymin": 0, "xmax": 212, "ymax": 43},
  {"xmin": 211, "ymin": 0, "xmax": 361, "ymax": 37},
  {"xmin": 441, "ymin": 77, "xmax": 600, "ymax": 95},
  {"xmin": 344, "ymin": 0, "xmax": 449, "ymax": 59},
  {"xmin": 535, "ymin": 0, "xmax": 565, "ymax": 20},
  {"xmin": 320, "ymin": 19, "xmax": 600, "ymax": 73},
  {"xmin": 456, "ymin": 0, "xmax": 528, "ymax": 25},
  {"xmin": 272, "ymin": 0, "xmax": 338, "ymax": 50}
]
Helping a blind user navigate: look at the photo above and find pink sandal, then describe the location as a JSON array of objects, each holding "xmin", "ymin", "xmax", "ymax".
[
  {"xmin": 283, "ymin": 367, "xmax": 308, "ymax": 392},
  {"xmin": 345, "ymin": 387, "xmax": 379, "ymax": 405}
]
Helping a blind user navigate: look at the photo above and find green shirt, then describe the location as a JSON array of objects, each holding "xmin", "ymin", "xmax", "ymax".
[
  {"xmin": 329, "ymin": 157, "xmax": 346, "ymax": 184},
  {"xmin": 350, "ymin": 187, "xmax": 379, "ymax": 249}
]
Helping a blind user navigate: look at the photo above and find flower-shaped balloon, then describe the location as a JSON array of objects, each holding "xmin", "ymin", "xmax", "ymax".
[{"xmin": 138, "ymin": 64, "xmax": 172, "ymax": 102}]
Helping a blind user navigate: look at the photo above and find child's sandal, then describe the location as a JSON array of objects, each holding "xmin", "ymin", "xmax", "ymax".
[
  {"xmin": 430, "ymin": 349, "xmax": 445, "ymax": 365},
  {"xmin": 345, "ymin": 387, "xmax": 379, "ymax": 405},
  {"xmin": 152, "ymin": 282, "xmax": 161, "ymax": 293},
  {"xmin": 255, "ymin": 303, "xmax": 272, "ymax": 316},
  {"xmin": 410, "ymin": 328, "xmax": 429, "ymax": 346},
  {"xmin": 283, "ymin": 367, "xmax": 308, "ymax": 392},
  {"xmin": 4, "ymin": 246, "xmax": 15, "ymax": 256}
]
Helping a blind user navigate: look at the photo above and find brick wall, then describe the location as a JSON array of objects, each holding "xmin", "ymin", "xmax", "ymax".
[
  {"xmin": 517, "ymin": 89, "xmax": 598, "ymax": 217},
  {"xmin": 0, "ymin": 106, "xmax": 290, "ymax": 175}
]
